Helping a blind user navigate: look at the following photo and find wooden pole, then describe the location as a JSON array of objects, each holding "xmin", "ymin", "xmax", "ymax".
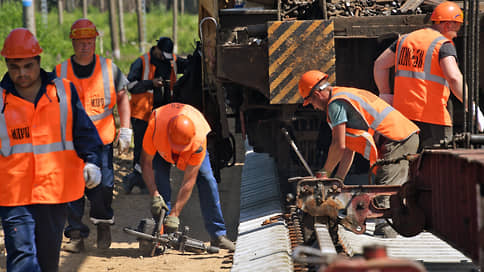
[
  {"xmin": 57, "ymin": 0, "xmax": 64, "ymax": 25},
  {"xmin": 23, "ymin": 0, "xmax": 36, "ymax": 36},
  {"xmin": 136, "ymin": 0, "xmax": 146, "ymax": 53},
  {"xmin": 83, "ymin": 0, "xmax": 88, "ymax": 18},
  {"xmin": 108, "ymin": 0, "xmax": 121, "ymax": 59},
  {"xmin": 118, "ymin": 0, "xmax": 126, "ymax": 44},
  {"xmin": 41, "ymin": 0, "xmax": 48, "ymax": 27},
  {"xmin": 172, "ymin": 0, "xmax": 178, "ymax": 54}
]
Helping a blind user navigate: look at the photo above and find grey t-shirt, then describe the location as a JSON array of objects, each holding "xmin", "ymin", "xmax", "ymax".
[{"xmin": 327, "ymin": 100, "xmax": 368, "ymax": 130}]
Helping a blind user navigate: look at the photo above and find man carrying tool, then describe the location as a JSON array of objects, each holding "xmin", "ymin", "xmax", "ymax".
[
  {"xmin": 0, "ymin": 28, "xmax": 102, "ymax": 272},
  {"xmin": 298, "ymin": 70, "xmax": 419, "ymax": 237},
  {"xmin": 54, "ymin": 18, "xmax": 132, "ymax": 252},
  {"xmin": 140, "ymin": 102, "xmax": 235, "ymax": 251},
  {"xmin": 373, "ymin": 1, "xmax": 475, "ymax": 150},
  {"xmin": 124, "ymin": 37, "xmax": 188, "ymax": 193}
]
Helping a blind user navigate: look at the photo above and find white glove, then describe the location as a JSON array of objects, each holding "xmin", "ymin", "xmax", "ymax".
[
  {"xmin": 379, "ymin": 93, "xmax": 394, "ymax": 105},
  {"xmin": 116, "ymin": 127, "xmax": 132, "ymax": 155},
  {"xmin": 84, "ymin": 162, "xmax": 101, "ymax": 189},
  {"xmin": 473, "ymin": 104, "xmax": 484, "ymax": 132}
]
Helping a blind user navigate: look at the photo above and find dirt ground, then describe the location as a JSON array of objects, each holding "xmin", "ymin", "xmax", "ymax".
[{"xmin": 0, "ymin": 133, "xmax": 244, "ymax": 272}]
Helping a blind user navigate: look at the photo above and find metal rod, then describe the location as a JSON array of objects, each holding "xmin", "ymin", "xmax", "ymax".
[{"xmin": 281, "ymin": 127, "xmax": 314, "ymax": 177}]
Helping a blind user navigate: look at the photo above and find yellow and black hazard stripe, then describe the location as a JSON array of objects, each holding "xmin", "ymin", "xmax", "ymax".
[{"xmin": 267, "ymin": 20, "xmax": 335, "ymax": 104}]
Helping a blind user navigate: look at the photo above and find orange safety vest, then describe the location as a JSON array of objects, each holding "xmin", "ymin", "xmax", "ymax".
[
  {"xmin": 0, "ymin": 79, "xmax": 85, "ymax": 206},
  {"xmin": 151, "ymin": 103, "xmax": 210, "ymax": 171},
  {"xmin": 56, "ymin": 55, "xmax": 117, "ymax": 144},
  {"xmin": 130, "ymin": 53, "xmax": 178, "ymax": 121},
  {"xmin": 394, "ymin": 28, "xmax": 452, "ymax": 126},
  {"xmin": 327, "ymin": 87, "xmax": 419, "ymax": 167}
]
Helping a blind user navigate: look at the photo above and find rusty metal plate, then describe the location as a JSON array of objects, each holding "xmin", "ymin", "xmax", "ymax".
[
  {"xmin": 268, "ymin": 20, "xmax": 335, "ymax": 104},
  {"xmin": 414, "ymin": 149, "xmax": 484, "ymax": 263}
]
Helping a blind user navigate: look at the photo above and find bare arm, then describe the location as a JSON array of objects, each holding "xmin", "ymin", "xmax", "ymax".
[
  {"xmin": 373, "ymin": 48, "xmax": 395, "ymax": 95},
  {"xmin": 440, "ymin": 56, "xmax": 464, "ymax": 103},
  {"xmin": 140, "ymin": 150, "xmax": 158, "ymax": 196},
  {"xmin": 334, "ymin": 149, "xmax": 355, "ymax": 180},
  {"xmin": 170, "ymin": 164, "xmax": 201, "ymax": 217},
  {"xmin": 322, "ymin": 123, "xmax": 347, "ymax": 175},
  {"xmin": 116, "ymin": 89, "xmax": 131, "ymax": 128}
]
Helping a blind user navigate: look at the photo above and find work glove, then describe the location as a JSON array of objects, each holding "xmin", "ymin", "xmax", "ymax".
[
  {"xmin": 115, "ymin": 127, "xmax": 132, "ymax": 155},
  {"xmin": 150, "ymin": 195, "xmax": 168, "ymax": 219},
  {"xmin": 84, "ymin": 162, "xmax": 101, "ymax": 189},
  {"xmin": 164, "ymin": 215, "xmax": 180, "ymax": 233}
]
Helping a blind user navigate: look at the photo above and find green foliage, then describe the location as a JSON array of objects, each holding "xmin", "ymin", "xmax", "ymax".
[{"xmin": 0, "ymin": 2, "xmax": 198, "ymax": 76}]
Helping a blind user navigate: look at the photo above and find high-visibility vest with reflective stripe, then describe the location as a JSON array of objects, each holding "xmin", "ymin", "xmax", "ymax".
[
  {"xmin": 130, "ymin": 53, "xmax": 178, "ymax": 121},
  {"xmin": 394, "ymin": 28, "xmax": 452, "ymax": 126},
  {"xmin": 130, "ymin": 53, "xmax": 155, "ymax": 121},
  {"xmin": 56, "ymin": 55, "xmax": 117, "ymax": 144},
  {"xmin": 151, "ymin": 103, "xmax": 210, "ymax": 171},
  {"xmin": 327, "ymin": 87, "xmax": 419, "ymax": 167},
  {"xmin": 0, "ymin": 79, "xmax": 85, "ymax": 206}
]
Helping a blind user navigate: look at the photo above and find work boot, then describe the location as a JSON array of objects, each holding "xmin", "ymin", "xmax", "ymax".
[
  {"xmin": 63, "ymin": 230, "xmax": 84, "ymax": 253},
  {"xmin": 122, "ymin": 172, "xmax": 138, "ymax": 194},
  {"xmin": 374, "ymin": 223, "xmax": 398, "ymax": 239},
  {"xmin": 97, "ymin": 223, "xmax": 112, "ymax": 249},
  {"xmin": 211, "ymin": 235, "xmax": 235, "ymax": 252},
  {"xmin": 123, "ymin": 171, "xmax": 148, "ymax": 194}
]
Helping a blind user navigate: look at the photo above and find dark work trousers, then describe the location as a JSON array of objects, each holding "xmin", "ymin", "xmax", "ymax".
[
  {"xmin": 65, "ymin": 143, "xmax": 114, "ymax": 238},
  {"xmin": 152, "ymin": 151, "xmax": 227, "ymax": 239},
  {"xmin": 0, "ymin": 204, "xmax": 67, "ymax": 272},
  {"xmin": 131, "ymin": 117, "xmax": 149, "ymax": 168}
]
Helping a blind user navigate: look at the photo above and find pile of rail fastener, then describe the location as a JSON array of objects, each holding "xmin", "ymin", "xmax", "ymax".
[{"xmin": 324, "ymin": 0, "xmax": 443, "ymax": 17}]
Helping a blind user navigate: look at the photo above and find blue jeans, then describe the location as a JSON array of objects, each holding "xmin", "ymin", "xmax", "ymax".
[
  {"xmin": 65, "ymin": 143, "xmax": 114, "ymax": 238},
  {"xmin": 153, "ymin": 151, "xmax": 227, "ymax": 238},
  {"xmin": 0, "ymin": 204, "xmax": 67, "ymax": 272},
  {"xmin": 131, "ymin": 117, "xmax": 148, "ymax": 168}
]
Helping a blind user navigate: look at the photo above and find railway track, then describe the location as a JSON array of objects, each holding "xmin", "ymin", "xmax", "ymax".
[{"xmin": 231, "ymin": 141, "xmax": 479, "ymax": 272}]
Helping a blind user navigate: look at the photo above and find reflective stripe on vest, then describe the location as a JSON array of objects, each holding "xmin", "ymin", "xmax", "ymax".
[
  {"xmin": 0, "ymin": 79, "xmax": 74, "ymax": 156},
  {"xmin": 332, "ymin": 91, "xmax": 395, "ymax": 131},
  {"xmin": 59, "ymin": 56, "xmax": 114, "ymax": 122},
  {"xmin": 395, "ymin": 34, "xmax": 449, "ymax": 88},
  {"xmin": 345, "ymin": 128, "xmax": 377, "ymax": 163},
  {"xmin": 143, "ymin": 53, "xmax": 150, "ymax": 80}
]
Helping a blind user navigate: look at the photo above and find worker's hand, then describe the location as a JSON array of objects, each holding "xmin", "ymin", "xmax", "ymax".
[
  {"xmin": 115, "ymin": 127, "xmax": 132, "ymax": 155},
  {"xmin": 150, "ymin": 195, "xmax": 168, "ymax": 218},
  {"xmin": 164, "ymin": 215, "xmax": 180, "ymax": 233},
  {"xmin": 152, "ymin": 77, "xmax": 163, "ymax": 88},
  {"xmin": 84, "ymin": 162, "xmax": 101, "ymax": 189}
]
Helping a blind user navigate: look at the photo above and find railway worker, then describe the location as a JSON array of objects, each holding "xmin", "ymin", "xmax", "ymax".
[
  {"xmin": 124, "ymin": 37, "xmax": 188, "ymax": 194},
  {"xmin": 54, "ymin": 18, "xmax": 132, "ymax": 253},
  {"xmin": 140, "ymin": 102, "xmax": 235, "ymax": 251},
  {"xmin": 298, "ymin": 70, "xmax": 420, "ymax": 237},
  {"xmin": 0, "ymin": 28, "xmax": 103, "ymax": 271},
  {"xmin": 373, "ymin": 1, "xmax": 465, "ymax": 150}
]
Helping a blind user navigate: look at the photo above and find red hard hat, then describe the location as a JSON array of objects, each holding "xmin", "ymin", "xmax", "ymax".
[
  {"xmin": 298, "ymin": 70, "xmax": 328, "ymax": 106},
  {"xmin": 1, "ymin": 28, "xmax": 43, "ymax": 59},
  {"xmin": 70, "ymin": 18, "xmax": 99, "ymax": 39},
  {"xmin": 431, "ymin": 1, "xmax": 463, "ymax": 23},
  {"xmin": 168, "ymin": 114, "xmax": 196, "ymax": 153}
]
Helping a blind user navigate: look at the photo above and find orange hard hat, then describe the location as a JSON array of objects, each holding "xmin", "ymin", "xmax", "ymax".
[
  {"xmin": 431, "ymin": 1, "xmax": 463, "ymax": 23},
  {"xmin": 1, "ymin": 28, "xmax": 43, "ymax": 59},
  {"xmin": 70, "ymin": 18, "xmax": 99, "ymax": 39},
  {"xmin": 168, "ymin": 114, "xmax": 196, "ymax": 153},
  {"xmin": 298, "ymin": 70, "xmax": 328, "ymax": 106}
]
